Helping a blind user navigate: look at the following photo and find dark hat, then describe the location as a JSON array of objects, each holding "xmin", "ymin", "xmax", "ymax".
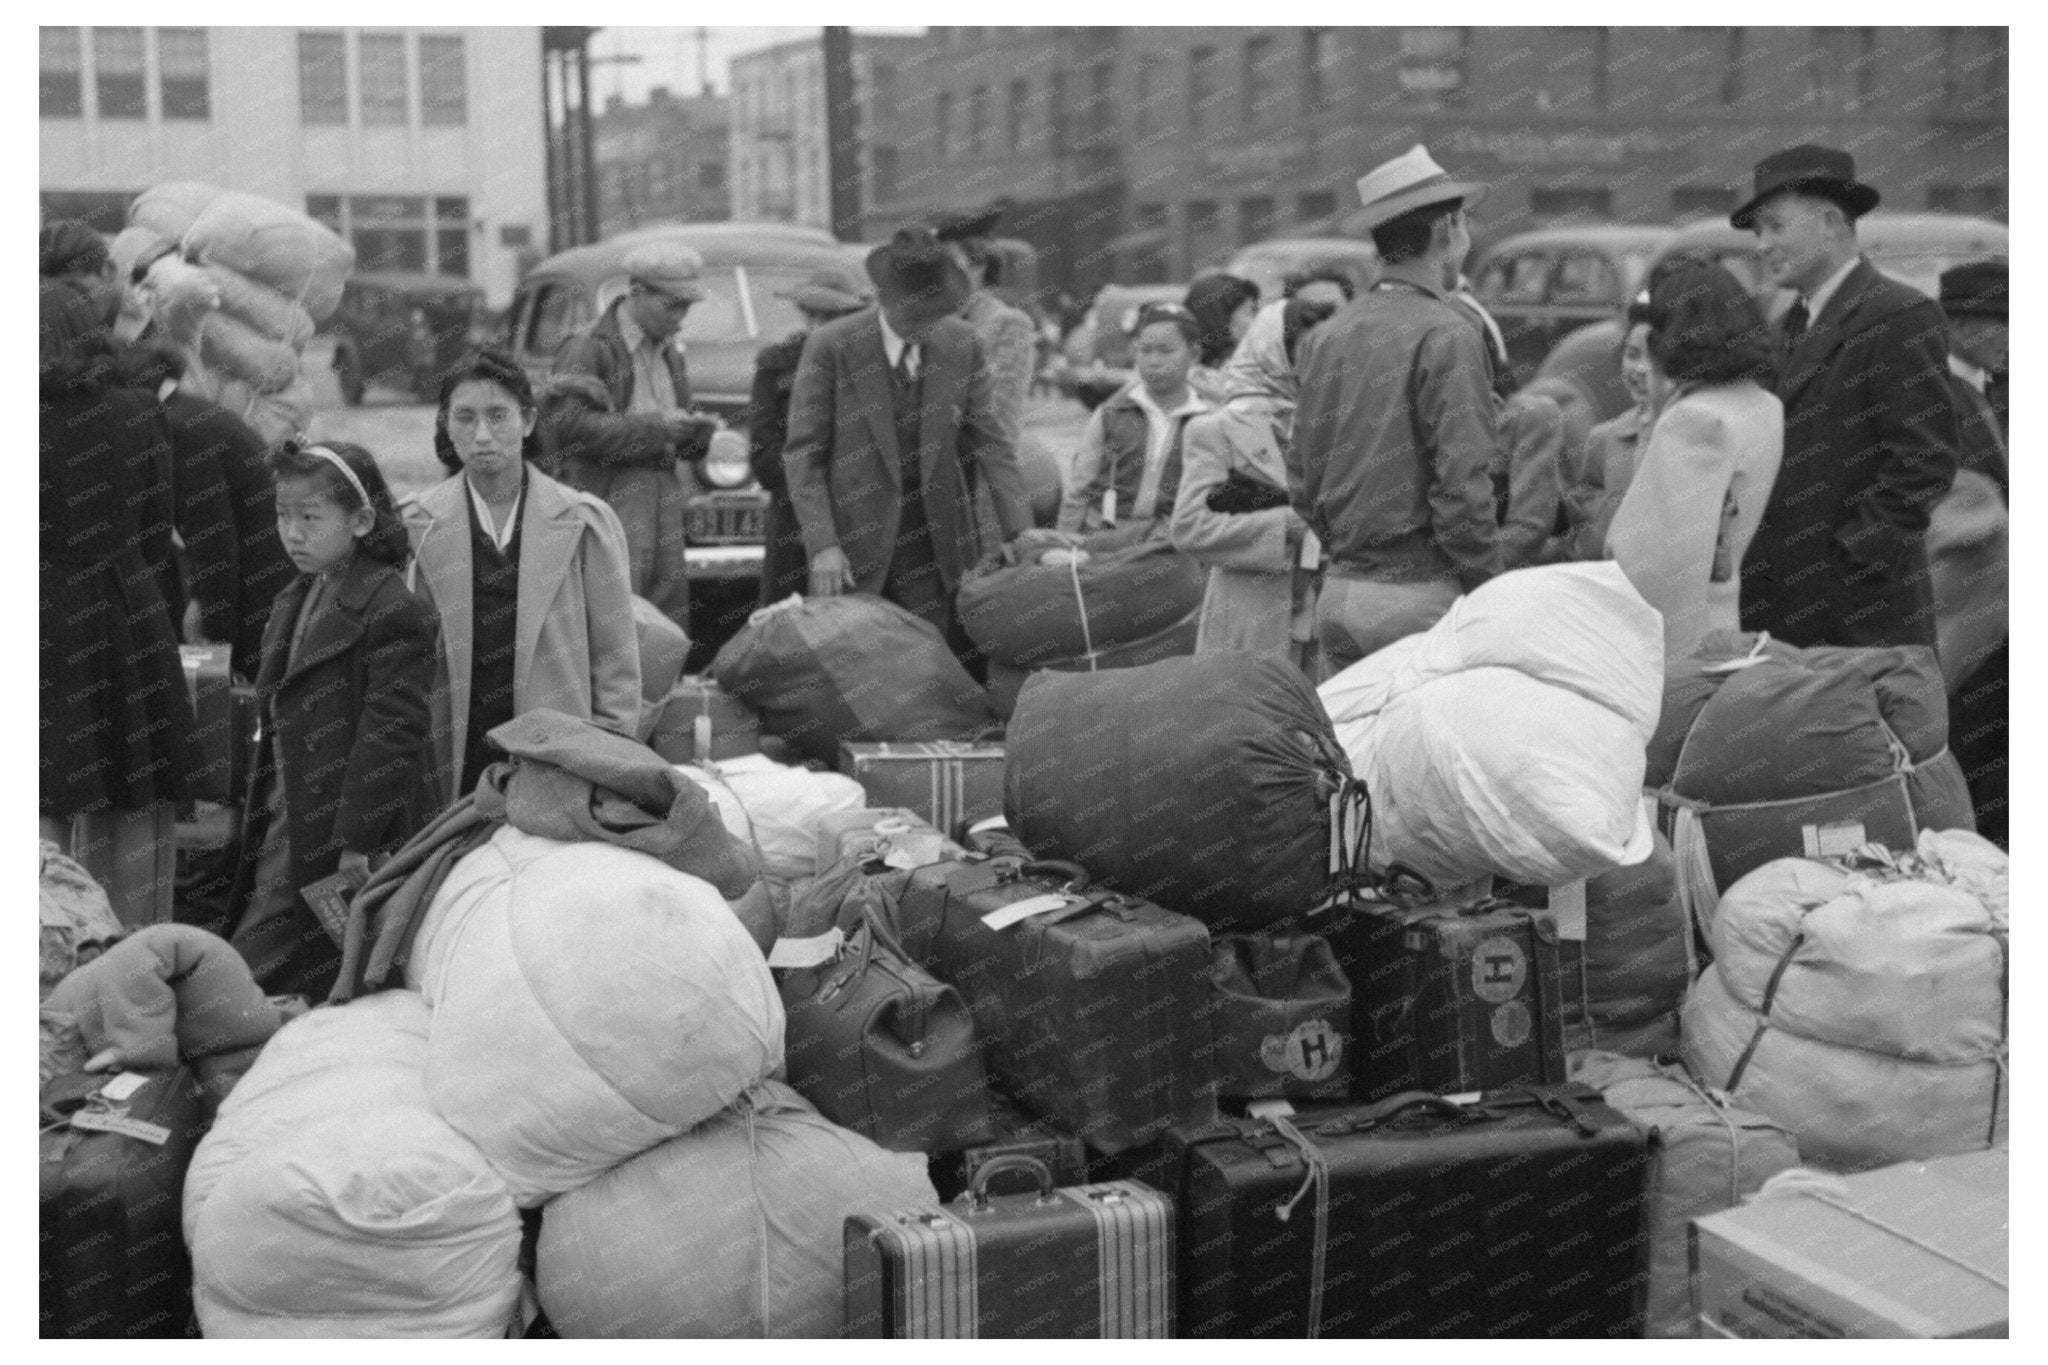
[
  {"xmin": 775, "ymin": 262, "xmax": 872, "ymax": 316},
  {"xmin": 1730, "ymin": 144, "xmax": 1881, "ymax": 230},
  {"xmin": 1940, "ymin": 260, "xmax": 2008, "ymax": 319},
  {"xmin": 932, "ymin": 200, "xmax": 1008, "ymax": 243},
  {"xmin": 864, "ymin": 227, "xmax": 971, "ymax": 328}
]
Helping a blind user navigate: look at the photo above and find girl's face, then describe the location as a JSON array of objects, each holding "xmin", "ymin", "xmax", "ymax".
[
  {"xmin": 275, "ymin": 473, "xmax": 371, "ymax": 574},
  {"xmin": 1228, "ymin": 298, "xmax": 1258, "ymax": 345},
  {"xmin": 1619, "ymin": 323, "xmax": 1653, "ymax": 409},
  {"xmin": 444, "ymin": 378, "xmax": 534, "ymax": 482},
  {"xmin": 1133, "ymin": 321, "xmax": 1195, "ymax": 393}
]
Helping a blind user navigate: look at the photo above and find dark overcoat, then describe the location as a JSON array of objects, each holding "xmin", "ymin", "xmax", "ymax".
[{"xmin": 1740, "ymin": 260, "xmax": 1958, "ymax": 648}]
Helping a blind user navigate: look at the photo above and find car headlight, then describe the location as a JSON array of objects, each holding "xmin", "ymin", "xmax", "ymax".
[{"xmin": 703, "ymin": 427, "xmax": 752, "ymax": 489}]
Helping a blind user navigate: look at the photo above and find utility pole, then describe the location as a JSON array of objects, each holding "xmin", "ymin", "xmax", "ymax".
[
  {"xmin": 822, "ymin": 27, "xmax": 861, "ymax": 241},
  {"xmin": 588, "ymin": 49, "xmax": 644, "ymax": 105}
]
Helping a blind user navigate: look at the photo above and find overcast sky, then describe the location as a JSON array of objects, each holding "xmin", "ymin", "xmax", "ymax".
[{"xmin": 589, "ymin": 26, "xmax": 924, "ymax": 102}]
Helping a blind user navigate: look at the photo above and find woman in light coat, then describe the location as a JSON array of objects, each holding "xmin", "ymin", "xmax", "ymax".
[
  {"xmin": 407, "ymin": 348, "xmax": 641, "ymax": 803},
  {"xmin": 1169, "ymin": 297, "xmax": 1336, "ymax": 672},
  {"xmin": 1605, "ymin": 263, "xmax": 1784, "ymax": 662}
]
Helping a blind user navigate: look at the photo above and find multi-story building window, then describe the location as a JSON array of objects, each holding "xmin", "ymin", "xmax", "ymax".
[
  {"xmin": 40, "ymin": 27, "xmax": 83, "ymax": 118},
  {"xmin": 1720, "ymin": 28, "xmax": 1747, "ymax": 105},
  {"xmin": 1083, "ymin": 60, "xmax": 1114, "ymax": 138},
  {"xmin": 1942, "ymin": 27, "xmax": 2006, "ymax": 118},
  {"xmin": 157, "ymin": 28, "xmax": 210, "ymax": 120},
  {"xmin": 934, "ymin": 89, "xmax": 953, "ymax": 160},
  {"xmin": 966, "ymin": 85, "xmax": 988, "ymax": 156},
  {"xmin": 1189, "ymin": 45, "xmax": 1226, "ymax": 135},
  {"xmin": 1245, "ymin": 34, "xmax": 1286, "ymax": 123},
  {"xmin": 1303, "ymin": 28, "xmax": 1345, "ymax": 110},
  {"xmin": 1239, "ymin": 195, "xmax": 1279, "ymax": 245},
  {"xmin": 307, "ymin": 193, "xmax": 471, "ymax": 277},
  {"xmin": 1007, "ymin": 77, "xmax": 1028, "ymax": 151},
  {"xmin": 359, "ymin": 32, "xmax": 408, "ymax": 126},
  {"xmin": 1133, "ymin": 54, "xmax": 1164, "ymax": 136},
  {"xmin": 1186, "ymin": 198, "xmax": 1224, "ymax": 265},
  {"xmin": 1398, "ymin": 28, "xmax": 1467, "ymax": 106},
  {"xmin": 95, "ymin": 27, "xmax": 147, "ymax": 120},
  {"xmin": 299, "ymin": 32, "xmax": 348, "ymax": 125},
  {"xmin": 1297, "ymin": 190, "xmax": 1337, "ymax": 226},
  {"xmin": 419, "ymin": 33, "xmax": 466, "ymax": 126},
  {"xmin": 1589, "ymin": 28, "xmax": 1610, "ymax": 111}
]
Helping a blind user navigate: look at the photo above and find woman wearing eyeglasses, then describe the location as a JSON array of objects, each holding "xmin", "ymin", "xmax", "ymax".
[{"xmin": 405, "ymin": 347, "xmax": 642, "ymax": 802}]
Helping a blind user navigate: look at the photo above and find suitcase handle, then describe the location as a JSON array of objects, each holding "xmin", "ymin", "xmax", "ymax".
[
  {"xmin": 964, "ymin": 1153, "xmax": 1057, "ymax": 1209},
  {"xmin": 1307, "ymin": 1091, "xmax": 1476, "ymax": 1137},
  {"xmin": 1011, "ymin": 859, "xmax": 1090, "ymax": 891}
]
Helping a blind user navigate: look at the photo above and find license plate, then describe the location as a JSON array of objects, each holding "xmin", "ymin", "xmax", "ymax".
[{"xmin": 687, "ymin": 498, "xmax": 765, "ymax": 544}]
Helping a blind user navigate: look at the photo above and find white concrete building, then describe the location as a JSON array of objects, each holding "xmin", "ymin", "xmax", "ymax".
[{"xmin": 40, "ymin": 25, "xmax": 547, "ymax": 308}]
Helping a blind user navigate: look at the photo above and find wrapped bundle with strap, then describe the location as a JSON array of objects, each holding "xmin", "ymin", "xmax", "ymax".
[
  {"xmin": 1005, "ymin": 652, "xmax": 1364, "ymax": 931},
  {"xmin": 955, "ymin": 537, "xmax": 1206, "ymax": 669},
  {"xmin": 185, "ymin": 992, "xmax": 523, "ymax": 1338},
  {"xmin": 1567, "ymin": 1050, "xmax": 1801, "ymax": 1338},
  {"xmin": 133, "ymin": 182, "xmax": 354, "ymax": 321},
  {"xmin": 1649, "ymin": 631, "xmax": 1975, "ymax": 944},
  {"xmin": 197, "ymin": 309, "xmax": 300, "ymax": 393},
  {"xmin": 536, "ymin": 1080, "xmax": 936, "ymax": 1337},
  {"xmin": 1318, "ymin": 561, "xmax": 1663, "ymax": 888},
  {"xmin": 1558, "ymin": 826, "xmax": 1694, "ymax": 1056},
  {"xmin": 199, "ymin": 262, "xmax": 315, "ymax": 348},
  {"xmin": 710, "ymin": 594, "xmax": 993, "ymax": 766},
  {"xmin": 1679, "ymin": 829, "xmax": 2008, "ymax": 1172},
  {"xmin": 402, "ymin": 825, "xmax": 784, "ymax": 1205}
]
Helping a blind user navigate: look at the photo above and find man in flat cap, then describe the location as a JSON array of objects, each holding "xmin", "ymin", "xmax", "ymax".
[
  {"xmin": 1288, "ymin": 145, "xmax": 1502, "ymax": 678},
  {"xmin": 934, "ymin": 202, "xmax": 1040, "ymax": 547},
  {"xmin": 1733, "ymin": 145, "xmax": 1957, "ymax": 650},
  {"xmin": 782, "ymin": 227, "xmax": 1033, "ymax": 675},
  {"xmin": 547, "ymin": 239, "xmax": 723, "ymax": 628}
]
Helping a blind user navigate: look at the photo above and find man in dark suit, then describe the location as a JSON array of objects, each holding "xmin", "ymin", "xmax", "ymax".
[
  {"xmin": 782, "ymin": 227, "xmax": 1033, "ymax": 673},
  {"xmin": 1939, "ymin": 261, "xmax": 2009, "ymax": 494},
  {"xmin": 1733, "ymin": 145, "xmax": 1958, "ymax": 649}
]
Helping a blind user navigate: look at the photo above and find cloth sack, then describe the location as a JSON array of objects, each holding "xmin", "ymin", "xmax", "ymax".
[
  {"xmin": 1567, "ymin": 1050, "xmax": 1801, "ymax": 1339},
  {"xmin": 1006, "ymin": 652, "xmax": 1359, "ymax": 931},
  {"xmin": 955, "ymin": 538, "xmax": 1207, "ymax": 668},
  {"xmin": 983, "ymin": 608, "xmax": 1200, "ymax": 723},
  {"xmin": 1558, "ymin": 828, "xmax": 1692, "ymax": 1053},
  {"xmin": 681, "ymin": 753, "xmax": 867, "ymax": 883},
  {"xmin": 710, "ymin": 594, "xmax": 993, "ymax": 766},
  {"xmin": 134, "ymin": 182, "xmax": 354, "ymax": 321},
  {"xmin": 404, "ymin": 825, "xmax": 783, "ymax": 1205},
  {"xmin": 185, "ymin": 992, "xmax": 522, "ymax": 1338},
  {"xmin": 1318, "ymin": 561, "xmax": 1662, "ymax": 888},
  {"xmin": 1680, "ymin": 829, "xmax": 2008, "ymax": 1171},
  {"xmin": 1649, "ymin": 632, "xmax": 1974, "ymax": 939},
  {"xmin": 536, "ymin": 1080, "xmax": 935, "ymax": 1338},
  {"xmin": 199, "ymin": 262, "xmax": 315, "ymax": 347}
]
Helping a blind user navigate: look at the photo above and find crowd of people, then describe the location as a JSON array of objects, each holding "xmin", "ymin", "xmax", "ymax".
[{"xmin": 39, "ymin": 136, "xmax": 2008, "ymax": 1005}]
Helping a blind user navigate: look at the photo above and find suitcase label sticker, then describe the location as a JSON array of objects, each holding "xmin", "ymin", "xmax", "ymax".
[
  {"xmin": 1472, "ymin": 936, "xmax": 1528, "ymax": 1003},
  {"xmin": 1259, "ymin": 1019, "xmax": 1344, "ymax": 1081},
  {"xmin": 1490, "ymin": 1000, "xmax": 1534, "ymax": 1048}
]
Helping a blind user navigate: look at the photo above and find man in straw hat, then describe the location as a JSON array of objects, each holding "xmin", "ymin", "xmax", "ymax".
[
  {"xmin": 782, "ymin": 226, "xmax": 1033, "ymax": 674},
  {"xmin": 1731, "ymin": 144, "xmax": 1956, "ymax": 650},
  {"xmin": 1287, "ymin": 145, "xmax": 1503, "ymax": 678},
  {"xmin": 747, "ymin": 263, "xmax": 874, "ymax": 607}
]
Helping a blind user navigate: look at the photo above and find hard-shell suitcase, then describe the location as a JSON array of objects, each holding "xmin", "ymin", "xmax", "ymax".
[
  {"xmin": 39, "ymin": 1067, "xmax": 210, "ymax": 1338},
  {"xmin": 890, "ymin": 856, "xmax": 1217, "ymax": 1156},
  {"xmin": 1126, "ymin": 1085, "xmax": 1653, "ymax": 1338},
  {"xmin": 929, "ymin": 1094, "xmax": 1093, "ymax": 1202},
  {"xmin": 1319, "ymin": 884, "xmax": 1567, "ymax": 1101},
  {"xmin": 844, "ymin": 1156, "xmax": 1174, "ymax": 1337}
]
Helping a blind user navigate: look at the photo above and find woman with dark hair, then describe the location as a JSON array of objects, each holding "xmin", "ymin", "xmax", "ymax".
[
  {"xmin": 40, "ymin": 280, "xmax": 196, "ymax": 926},
  {"xmin": 1182, "ymin": 273, "xmax": 1261, "ymax": 370},
  {"xmin": 406, "ymin": 348, "xmax": 640, "ymax": 801},
  {"xmin": 41, "ymin": 218, "xmax": 123, "ymax": 324},
  {"xmin": 1605, "ymin": 262, "xmax": 1784, "ymax": 660},
  {"xmin": 226, "ymin": 439, "xmax": 434, "ymax": 996}
]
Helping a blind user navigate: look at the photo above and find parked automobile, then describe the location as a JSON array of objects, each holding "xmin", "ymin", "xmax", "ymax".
[
  {"xmin": 499, "ymin": 222, "xmax": 851, "ymax": 592},
  {"xmin": 1528, "ymin": 212, "xmax": 2010, "ymax": 429},
  {"xmin": 323, "ymin": 271, "xmax": 490, "ymax": 405},
  {"xmin": 1468, "ymin": 224, "xmax": 1675, "ymax": 389},
  {"xmin": 1220, "ymin": 236, "xmax": 1380, "ymax": 302}
]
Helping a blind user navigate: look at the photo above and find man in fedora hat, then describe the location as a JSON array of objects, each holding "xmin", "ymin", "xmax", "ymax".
[
  {"xmin": 548, "ymin": 239, "xmax": 723, "ymax": 628},
  {"xmin": 1287, "ymin": 145, "xmax": 1503, "ymax": 677},
  {"xmin": 782, "ymin": 226, "xmax": 1033, "ymax": 673},
  {"xmin": 1731, "ymin": 144, "xmax": 1957, "ymax": 650},
  {"xmin": 1940, "ymin": 260, "xmax": 2008, "ymax": 478},
  {"xmin": 745, "ymin": 263, "xmax": 874, "ymax": 607}
]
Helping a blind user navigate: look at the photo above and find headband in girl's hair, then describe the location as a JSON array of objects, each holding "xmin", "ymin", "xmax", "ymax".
[{"xmin": 304, "ymin": 444, "xmax": 373, "ymax": 512}]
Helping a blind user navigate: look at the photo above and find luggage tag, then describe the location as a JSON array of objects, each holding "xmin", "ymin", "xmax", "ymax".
[
  {"xmin": 64, "ymin": 1074, "xmax": 172, "ymax": 1146},
  {"xmin": 1549, "ymin": 880, "xmax": 1587, "ymax": 942},
  {"xmin": 980, "ymin": 893, "xmax": 1079, "ymax": 931},
  {"xmin": 1700, "ymin": 633, "xmax": 1773, "ymax": 674},
  {"xmin": 1246, "ymin": 1099, "xmax": 1297, "ymax": 1121},
  {"xmin": 768, "ymin": 927, "xmax": 847, "ymax": 970}
]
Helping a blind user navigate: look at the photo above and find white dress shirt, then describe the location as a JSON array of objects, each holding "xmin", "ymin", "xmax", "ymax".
[
  {"xmin": 465, "ymin": 473, "xmax": 525, "ymax": 553},
  {"xmin": 877, "ymin": 310, "xmax": 920, "ymax": 378},
  {"xmin": 1801, "ymin": 256, "xmax": 1862, "ymax": 329}
]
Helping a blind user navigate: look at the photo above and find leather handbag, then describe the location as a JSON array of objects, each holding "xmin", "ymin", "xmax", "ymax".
[
  {"xmin": 779, "ymin": 897, "xmax": 995, "ymax": 1155},
  {"xmin": 1209, "ymin": 930, "xmax": 1352, "ymax": 1101},
  {"xmin": 1205, "ymin": 467, "xmax": 1291, "ymax": 515}
]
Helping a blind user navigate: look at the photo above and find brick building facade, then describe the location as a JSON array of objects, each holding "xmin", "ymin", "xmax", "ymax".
[
  {"xmin": 866, "ymin": 26, "xmax": 2007, "ymax": 298},
  {"xmin": 593, "ymin": 86, "xmax": 730, "ymax": 233}
]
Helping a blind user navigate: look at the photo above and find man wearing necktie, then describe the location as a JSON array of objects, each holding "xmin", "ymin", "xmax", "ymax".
[
  {"xmin": 782, "ymin": 227, "xmax": 1033, "ymax": 676},
  {"xmin": 1731, "ymin": 145, "xmax": 1957, "ymax": 650}
]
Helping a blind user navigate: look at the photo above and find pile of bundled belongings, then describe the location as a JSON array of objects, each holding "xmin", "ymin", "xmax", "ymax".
[
  {"xmin": 1681, "ymin": 828, "xmax": 2008, "ymax": 1173},
  {"xmin": 115, "ymin": 181, "xmax": 354, "ymax": 444},
  {"xmin": 1647, "ymin": 631, "xmax": 1975, "ymax": 938},
  {"xmin": 1558, "ymin": 829, "xmax": 1693, "ymax": 1058},
  {"xmin": 955, "ymin": 533, "xmax": 1205, "ymax": 719}
]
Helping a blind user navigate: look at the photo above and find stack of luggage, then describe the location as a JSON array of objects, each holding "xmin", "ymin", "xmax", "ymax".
[{"xmin": 38, "ymin": 571, "xmax": 2007, "ymax": 1338}]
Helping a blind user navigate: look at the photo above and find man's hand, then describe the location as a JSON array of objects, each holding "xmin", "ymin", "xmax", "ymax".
[
  {"xmin": 666, "ymin": 411, "xmax": 718, "ymax": 462},
  {"xmin": 808, "ymin": 546, "xmax": 855, "ymax": 597},
  {"xmin": 337, "ymin": 850, "xmax": 372, "ymax": 885}
]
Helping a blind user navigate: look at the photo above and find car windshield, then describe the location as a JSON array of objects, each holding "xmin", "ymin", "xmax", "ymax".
[{"xmin": 677, "ymin": 266, "xmax": 811, "ymax": 347}]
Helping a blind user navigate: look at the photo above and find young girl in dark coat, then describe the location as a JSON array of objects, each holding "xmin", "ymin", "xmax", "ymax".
[{"xmin": 228, "ymin": 440, "xmax": 436, "ymax": 998}]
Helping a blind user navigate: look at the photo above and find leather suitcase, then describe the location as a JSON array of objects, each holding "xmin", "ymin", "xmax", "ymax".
[
  {"xmin": 648, "ymin": 675, "xmax": 762, "ymax": 765},
  {"xmin": 1126, "ymin": 1085, "xmax": 1653, "ymax": 1338},
  {"xmin": 1318, "ymin": 887, "xmax": 1567, "ymax": 1101},
  {"xmin": 40, "ymin": 1068, "xmax": 211, "ymax": 1338},
  {"xmin": 890, "ymin": 856, "xmax": 1218, "ymax": 1156},
  {"xmin": 844, "ymin": 1156, "xmax": 1173, "ymax": 1338},
  {"xmin": 929, "ymin": 1094, "xmax": 1093, "ymax": 1202}
]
